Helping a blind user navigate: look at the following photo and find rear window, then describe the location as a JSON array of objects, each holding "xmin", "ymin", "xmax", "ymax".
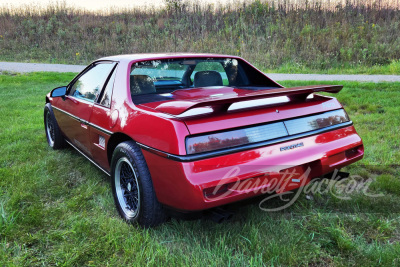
[
  {"xmin": 131, "ymin": 61, "xmax": 189, "ymax": 83},
  {"xmin": 129, "ymin": 57, "xmax": 278, "ymax": 104},
  {"xmin": 190, "ymin": 62, "xmax": 229, "ymax": 86}
]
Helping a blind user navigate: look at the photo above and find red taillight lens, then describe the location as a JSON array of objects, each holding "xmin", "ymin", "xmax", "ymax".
[
  {"xmin": 203, "ymin": 184, "xmax": 230, "ymax": 199},
  {"xmin": 284, "ymin": 109, "xmax": 350, "ymax": 135},
  {"xmin": 345, "ymin": 145, "xmax": 363, "ymax": 159},
  {"xmin": 186, "ymin": 122, "xmax": 288, "ymax": 154},
  {"xmin": 186, "ymin": 109, "xmax": 351, "ymax": 155}
]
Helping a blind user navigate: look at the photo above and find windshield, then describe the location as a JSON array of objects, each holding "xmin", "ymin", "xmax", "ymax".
[{"xmin": 129, "ymin": 57, "xmax": 279, "ymax": 104}]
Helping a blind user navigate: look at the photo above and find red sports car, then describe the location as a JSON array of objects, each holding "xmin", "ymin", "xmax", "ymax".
[{"xmin": 44, "ymin": 53, "xmax": 364, "ymax": 226}]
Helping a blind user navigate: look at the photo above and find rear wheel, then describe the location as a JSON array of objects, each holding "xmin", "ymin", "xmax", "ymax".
[
  {"xmin": 44, "ymin": 103, "xmax": 65, "ymax": 149},
  {"xmin": 111, "ymin": 141, "xmax": 167, "ymax": 227}
]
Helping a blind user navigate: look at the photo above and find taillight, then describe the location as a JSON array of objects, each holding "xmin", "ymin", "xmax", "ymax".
[
  {"xmin": 186, "ymin": 122, "xmax": 288, "ymax": 154},
  {"xmin": 185, "ymin": 109, "xmax": 351, "ymax": 155},
  {"xmin": 345, "ymin": 145, "xmax": 363, "ymax": 159},
  {"xmin": 284, "ymin": 109, "xmax": 350, "ymax": 135}
]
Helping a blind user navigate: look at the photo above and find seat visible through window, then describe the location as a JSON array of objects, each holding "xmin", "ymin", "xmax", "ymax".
[
  {"xmin": 193, "ymin": 71, "xmax": 223, "ymax": 87},
  {"xmin": 130, "ymin": 75, "xmax": 156, "ymax": 95}
]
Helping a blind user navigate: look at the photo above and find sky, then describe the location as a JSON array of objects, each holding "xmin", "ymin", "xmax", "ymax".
[{"xmin": 0, "ymin": 0, "xmax": 233, "ymax": 11}]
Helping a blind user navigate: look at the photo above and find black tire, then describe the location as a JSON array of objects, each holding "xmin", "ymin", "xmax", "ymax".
[
  {"xmin": 44, "ymin": 103, "xmax": 65, "ymax": 149},
  {"xmin": 111, "ymin": 141, "xmax": 167, "ymax": 227}
]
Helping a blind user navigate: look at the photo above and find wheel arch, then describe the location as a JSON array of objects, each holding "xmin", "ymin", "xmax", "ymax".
[
  {"xmin": 108, "ymin": 132, "xmax": 167, "ymax": 226},
  {"xmin": 107, "ymin": 132, "xmax": 134, "ymax": 165}
]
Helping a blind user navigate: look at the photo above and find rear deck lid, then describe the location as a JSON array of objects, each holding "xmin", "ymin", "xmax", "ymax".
[
  {"xmin": 139, "ymin": 85, "xmax": 344, "ymax": 134},
  {"xmin": 140, "ymin": 85, "xmax": 342, "ymax": 116}
]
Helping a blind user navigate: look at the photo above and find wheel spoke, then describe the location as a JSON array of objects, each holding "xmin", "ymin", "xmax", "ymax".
[
  {"xmin": 123, "ymin": 188, "xmax": 139, "ymax": 211},
  {"xmin": 124, "ymin": 193, "xmax": 138, "ymax": 211},
  {"xmin": 46, "ymin": 112, "xmax": 56, "ymax": 143},
  {"xmin": 115, "ymin": 158, "xmax": 140, "ymax": 218}
]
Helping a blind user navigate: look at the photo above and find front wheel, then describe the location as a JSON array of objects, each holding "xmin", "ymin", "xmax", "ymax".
[
  {"xmin": 44, "ymin": 103, "xmax": 65, "ymax": 149},
  {"xmin": 111, "ymin": 141, "xmax": 167, "ymax": 227}
]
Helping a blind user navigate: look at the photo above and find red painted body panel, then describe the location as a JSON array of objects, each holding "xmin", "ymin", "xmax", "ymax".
[
  {"xmin": 47, "ymin": 53, "xmax": 364, "ymax": 212},
  {"xmin": 182, "ymin": 95, "xmax": 342, "ymax": 135},
  {"xmin": 90, "ymin": 105, "xmax": 113, "ymax": 170},
  {"xmin": 53, "ymin": 96, "xmax": 93, "ymax": 156},
  {"xmin": 122, "ymin": 105, "xmax": 190, "ymax": 155},
  {"xmin": 143, "ymin": 125, "xmax": 363, "ymax": 211}
]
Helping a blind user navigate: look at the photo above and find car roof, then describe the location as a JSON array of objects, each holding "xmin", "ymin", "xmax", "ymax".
[{"xmin": 98, "ymin": 53, "xmax": 240, "ymax": 63}]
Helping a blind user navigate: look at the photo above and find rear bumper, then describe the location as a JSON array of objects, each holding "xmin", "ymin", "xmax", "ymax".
[{"xmin": 142, "ymin": 125, "xmax": 363, "ymax": 211}]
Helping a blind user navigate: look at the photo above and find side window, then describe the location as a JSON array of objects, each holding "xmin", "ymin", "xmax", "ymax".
[
  {"xmin": 69, "ymin": 63, "xmax": 116, "ymax": 102},
  {"xmin": 99, "ymin": 65, "xmax": 117, "ymax": 107},
  {"xmin": 190, "ymin": 62, "xmax": 229, "ymax": 86}
]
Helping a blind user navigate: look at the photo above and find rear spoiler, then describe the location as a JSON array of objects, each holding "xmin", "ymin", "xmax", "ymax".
[{"xmin": 155, "ymin": 85, "xmax": 343, "ymax": 115}]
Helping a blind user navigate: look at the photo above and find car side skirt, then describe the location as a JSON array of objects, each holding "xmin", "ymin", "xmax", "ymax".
[{"xmin": 65, "ymin": 139, "xmax": 111, "ymax": 176}]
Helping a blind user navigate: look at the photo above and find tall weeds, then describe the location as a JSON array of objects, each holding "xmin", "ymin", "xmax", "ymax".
[{"xmin": 0, "ymin": 0, "xmax": 399, "ymax": 70}]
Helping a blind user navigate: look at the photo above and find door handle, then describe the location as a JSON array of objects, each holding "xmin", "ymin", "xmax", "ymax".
[{"xmin": 79, "ymin": 119, "xmax": 89, "ymax": 129}]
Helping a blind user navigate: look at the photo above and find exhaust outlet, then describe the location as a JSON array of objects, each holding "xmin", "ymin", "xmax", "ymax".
[
  {"xmin": 205, "ymin": 207, "xmax": 234, "ymax": 223},
  {"xmin": 323, "ymin": 170, "xmax": 350, "ymax": 181}
]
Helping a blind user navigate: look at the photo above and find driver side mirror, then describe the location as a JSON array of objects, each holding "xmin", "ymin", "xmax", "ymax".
[{"xmin": 50, "ymin": 86, "xmax": 67, "ymax": 100}]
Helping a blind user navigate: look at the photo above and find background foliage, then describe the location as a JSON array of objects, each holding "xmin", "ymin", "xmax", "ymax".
[{"xmin": 0, "ymin": 0, "xmax": 400, "ymax": 72}]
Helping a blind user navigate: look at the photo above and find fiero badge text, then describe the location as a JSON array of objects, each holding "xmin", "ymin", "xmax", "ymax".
[{"xmin": 280, "ymin": 142, "xmax": 304, "ymax": 151}]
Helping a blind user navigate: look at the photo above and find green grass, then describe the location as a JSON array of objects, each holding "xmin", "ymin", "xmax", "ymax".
[
  {"xmin": 0, "ymin": 72, "xmax": 400, "ymax": 265},
  {"xmin": 264, "ymin": 59, "xmax": 400, "ymax": 75}
]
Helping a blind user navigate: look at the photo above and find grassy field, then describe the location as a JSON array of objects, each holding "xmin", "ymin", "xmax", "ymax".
[
  {"xmin": 1, "ymin": 0, "xmax": 400, "ymax": 74},
  {"xmin": 264, "ymin": 60, "xmax": 400, "ymax": 75},
  {"xmin": 0, "ymin": 72, "xmax": 400, "ymax": 266}
]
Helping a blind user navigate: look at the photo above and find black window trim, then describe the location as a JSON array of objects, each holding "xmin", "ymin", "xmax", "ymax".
[
  {"xmin": 66, "ymin": 60, "xmax": 118, "ymax": 103},
  {"xmin": 95, "ymin": 63, "xmax": 118, "ymax": 108}
]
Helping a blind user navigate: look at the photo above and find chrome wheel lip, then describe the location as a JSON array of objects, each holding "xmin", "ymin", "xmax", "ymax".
[
  {"xmin": 45, "ymin": 111, "xmax": 55, "ymax": 147},
  {"xmin": 115, "ymin": 157, "xmax": 140, "ymax": 219}
]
